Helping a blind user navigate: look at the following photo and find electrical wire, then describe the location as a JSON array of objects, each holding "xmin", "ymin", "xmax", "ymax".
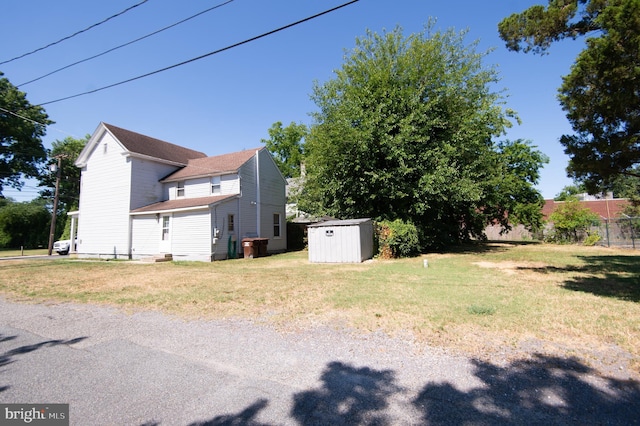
[
  {"xmin": 38, "ymin": 0, "xmax": 360, "ymax": 106},
  {"xmin": 18, "ymin": 0, "xmax": 235, "ymax": 87},
  {"xmin": 0, "ymin": 0, "xmax": 151, "ymax": 65},
  {"xmin": 0, "ymin": 106, "xmax": 78, "ymax": 138}
]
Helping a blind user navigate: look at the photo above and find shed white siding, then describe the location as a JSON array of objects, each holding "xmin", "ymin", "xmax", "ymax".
[{"xmin": 308, "ymin": 219, "xmax": 374, "ymax": 263}]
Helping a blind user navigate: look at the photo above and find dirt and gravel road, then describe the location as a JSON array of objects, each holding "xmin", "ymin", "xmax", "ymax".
[{"xmin": 1, "ymin": 297, "xmax": 638, "ymax": 425}]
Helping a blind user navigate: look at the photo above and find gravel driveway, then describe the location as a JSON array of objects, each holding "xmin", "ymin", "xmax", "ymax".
[{"xmin": 0, "ymin": 297, "xmax": 638, "ymax": 425}]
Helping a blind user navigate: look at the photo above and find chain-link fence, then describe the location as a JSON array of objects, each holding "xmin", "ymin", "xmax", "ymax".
[{"xmin": 591, "ymin": 216, "xmax": 640, "ymax": 249}]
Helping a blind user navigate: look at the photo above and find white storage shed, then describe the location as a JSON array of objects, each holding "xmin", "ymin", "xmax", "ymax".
[{"xmin": 308, "ymin": 218, "xmax": 374, "ymax": 263}]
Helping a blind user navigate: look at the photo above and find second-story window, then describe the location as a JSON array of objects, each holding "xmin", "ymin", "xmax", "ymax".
[
  {"xmin": 211, "ymin": 176, "xmax": 221, "ymax": 195},
  {"xmin": 176, "ymin": 181, "xmax": 185, "ymax": 197}
]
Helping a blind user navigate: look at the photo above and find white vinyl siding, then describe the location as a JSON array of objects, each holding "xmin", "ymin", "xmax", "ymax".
[
  {"xmin": 169, "ymin": 174, "xmax": 240, "ymax": 200},
  {"xmin": 130, "ymin": 157, "xmax": 179, "ymax": 210},
  {"xmin": 76, "ymin": 132, "xmax": 132, "ymax": 258},
  {"xmin": 237, "ymin": 159, "xmax": 257, "ymax": 238},
  {"xmin": 210, "ymin": 202, "xmax": 239, "ymax": 260},
  {"xmin": 221, "ymin": 174, "xmax": 239, "ymax": 194},
  {"xmin": 256, "ymin": 149, "xmax": 286, "ymax": 252},
  {"xmin": 171, "ymin": 210, "xmax": 211, "ymax": 261},
  {"xmin": 308, "ymin": 219, "xmax": 374, "ymax": 263},
  {"xmin": 131, "ymin": 215, "xmax": 162, "ymax": 258}
]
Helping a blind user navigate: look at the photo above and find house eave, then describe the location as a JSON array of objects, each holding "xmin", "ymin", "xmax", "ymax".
[
  {"xmin": 129, "ymin": 194, "xmax": 239, "ymax": 216},
  {"xmin": 124, "ymin": 151, "xmax": 188, "ymax": 167},
  {"xmin": 129, "ymin": 205, "xmax": 211, "ymax": 216},
  {"xmin": 161, "ymin": 170, "xmax": 238, "ymax": 183}
]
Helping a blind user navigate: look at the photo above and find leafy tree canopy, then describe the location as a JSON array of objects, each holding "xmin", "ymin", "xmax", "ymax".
[
  {"xmin": 0, "ymin": 72, "xmax": 53, "ymax": 196},
  {"xmin": 0, "ymin": 199, "xmax": 50, "ymax": 248},
  {"xmin": 548, "ymin": 197, "xmax": 600, "ymax": 243},
  {"xmin": 499, "ymin": 0, "xmax": 640, "ymax": 193},
  {"xmin": 300, "ymin": 25, "xmax": 547, "ymax": 249},
  {"xmin": 261, "ymin": 121, "xmax": 307, "ymax": 179},
  {"xmin": 38, "ymin": 135, "xmax": 88, "ymax": 213}
]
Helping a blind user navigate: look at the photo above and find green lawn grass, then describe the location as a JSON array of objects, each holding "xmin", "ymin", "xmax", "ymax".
[
  {"xmin": 0, "ymin": 242, "xmax": 638, "ymax": 372},
  {"xmin": 0, "ymin": 248, "xmax": 49, "ymax": 257}
]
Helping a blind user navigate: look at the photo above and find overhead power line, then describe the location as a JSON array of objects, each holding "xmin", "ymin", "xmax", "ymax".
[
  {"xmin": 19, "ymin": 0, "xmax": 235, "ymax": 87},
  {"xmin": 0, "ymin": 0, "xmax": 150, "ymax": 65},
  {"xmin": 0, "ymin": 106, "xmax": 77, "ymax": 138},
  {"xmin": 39, "ymin": 0, "xmax": 360, "ymax": 106}
]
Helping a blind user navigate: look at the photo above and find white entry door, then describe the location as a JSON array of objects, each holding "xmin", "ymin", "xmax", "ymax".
[{"xmin": 159, "ymin": 215, "xmax": 171, "ymax": 253}]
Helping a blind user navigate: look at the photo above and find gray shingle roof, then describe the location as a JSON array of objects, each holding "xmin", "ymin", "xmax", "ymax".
[
  {"xmin": 162, "ymin": 148, "xmax": 262, "ymax": 182},
  {"xmin": 130, "ymin": 194, "xmax": 237, "ymax": 214},
  {"xmin": 104, "ymin": 122, "xmax": 207, "ymax": 164}
]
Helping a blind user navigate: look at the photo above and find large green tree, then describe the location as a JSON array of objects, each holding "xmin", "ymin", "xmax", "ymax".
[
  {"xmin": 261, "ymin": 121, "xmax": 307, "ymax": 179},
  {"xmin": 38, "ymin": 135, "xmax": 88, "ymax": 213},
  {"xmin": 0, "ymin": 72, "xmax": 52, "ymax": 196},
  {"xmin": 498, "ymin": 0, "xmax": 640, "ymax": 193},
  {"xmin": 300, "ymin": 26, "xmax": 547, "ymax": 248},
  {"xmin": 0, "ymin": 199, "xmax": 50, "ymax": 248}
]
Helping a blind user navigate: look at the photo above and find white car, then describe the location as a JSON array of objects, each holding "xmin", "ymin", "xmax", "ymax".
[{"xmin": 53, "ymin": 239, "xmax": 76, "ymax": 255}]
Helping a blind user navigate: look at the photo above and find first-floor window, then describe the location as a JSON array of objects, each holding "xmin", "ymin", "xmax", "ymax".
[
  {"xmin": 273, "ymin": 213, "xmax": 281, "ymax": 237},
  {"xmin": 162, "ymin": 216, "xmax": 170, "ymax": 240},
  {"xmin": 228, "ymin": 214, "xmax": 235, "ymax": 232}
]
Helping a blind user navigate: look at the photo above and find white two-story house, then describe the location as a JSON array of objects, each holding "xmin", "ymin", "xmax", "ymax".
[{"xmin": 72, "ymin": 122, "xmax": 286, "ymax": 261}]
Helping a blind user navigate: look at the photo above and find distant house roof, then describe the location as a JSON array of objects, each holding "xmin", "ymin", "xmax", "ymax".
[
  {"xmin": 103, "ymin": 122, "xmax": 207, "ymax": 164},
  {"xmin": 162, "ymin": 148, "xmax": 262, "ymax": 182},
  {"xmin": 542, "ymin": 198, "xmax": 631, "ymax": 220},
  {"xmin": 130, "ymin": 194, "xmax": 238, "ymax": 214}
]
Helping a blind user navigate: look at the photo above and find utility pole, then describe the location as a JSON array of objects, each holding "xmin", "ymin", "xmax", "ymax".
[{"xmin": 47, "ymin": 155, "xmax": 63, "ymax": 256}]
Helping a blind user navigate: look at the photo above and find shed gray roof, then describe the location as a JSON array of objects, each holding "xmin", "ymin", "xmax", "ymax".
[{"xmin": 307, "ymin": 218, "xmax": 372, "ymax": 228}]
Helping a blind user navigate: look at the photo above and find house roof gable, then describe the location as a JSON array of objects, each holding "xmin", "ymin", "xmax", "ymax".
[
  {"xmin": 76, "ymin": 122, "xmax": 207, "ymax": 167},
  {"xmin": 103, "ymin": 123, "xmax": 207, "ymax": 164}
]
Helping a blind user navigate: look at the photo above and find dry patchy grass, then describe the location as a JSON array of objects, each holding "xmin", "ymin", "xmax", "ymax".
[{"xmin": 0, "ymin": 243, "xmax": 638, "ymax": 374}]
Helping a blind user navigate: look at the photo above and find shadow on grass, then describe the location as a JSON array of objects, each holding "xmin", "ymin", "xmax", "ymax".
[
  {"xmin": 521, "ymin": 255, "xmax": 640, "ymax": 302},
  {"xmin": 429, "ymin": 240, "xmax": 543, "ymax": 255}
]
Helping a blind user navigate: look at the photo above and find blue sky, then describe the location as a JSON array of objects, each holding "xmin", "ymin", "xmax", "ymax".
[{"xmin": 2, "ymin": 0, "xmax": 584, "ymax": 202}]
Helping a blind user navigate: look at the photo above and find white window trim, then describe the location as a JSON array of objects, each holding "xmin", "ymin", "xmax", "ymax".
[
  {"xmin": 176, "ymin": 181, "xmax": 185, "ymax": 198},
  {"xmin": 211, "ymin": 176, "xmax": 221, "ymax": 195},
  {"xmin": 273, "ymin": 212, "xmax": 282, "ymax": 239},
  {"xmin": 161, "ymin": 216, "xmax": 171, "ymax": 241}
]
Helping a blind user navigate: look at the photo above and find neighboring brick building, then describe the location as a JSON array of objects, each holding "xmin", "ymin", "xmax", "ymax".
[{"xmin": 542, "ymin": 198, "xmax": 631, "ymax": 220}]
